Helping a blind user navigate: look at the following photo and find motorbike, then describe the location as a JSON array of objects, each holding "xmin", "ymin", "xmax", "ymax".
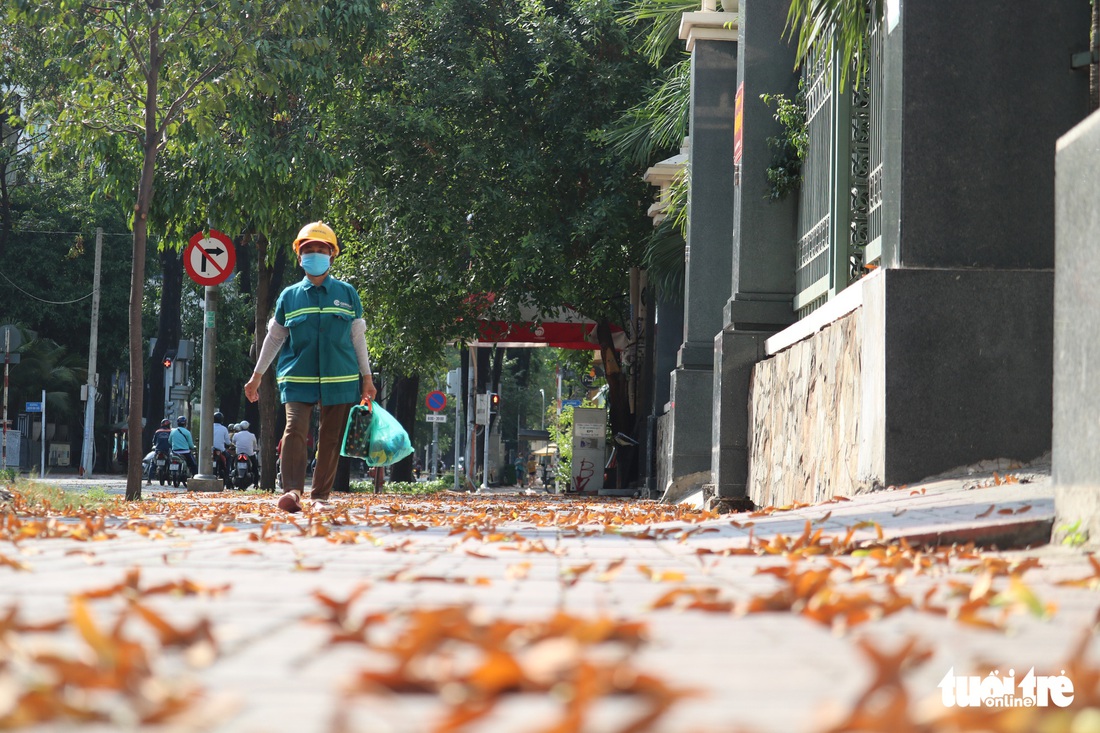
[
  {"xmin": 233, "ymin": 452, "xmax": 255, "ymax": 490},
  {"xmin": 167, "ymin": 452, "xmax": 191, "ymax": 488},
  {"xmin": 213, "ymin": 449, "xmax": 231, "ymax": 489},
  {"xmin": 154, "ymin": 451, "xmax": 170, "ymax": 485}
]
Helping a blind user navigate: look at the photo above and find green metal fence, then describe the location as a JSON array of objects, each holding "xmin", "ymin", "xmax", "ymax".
[{"xmin": 794, "ymin": 13, "xmax": 884, "ymax": 319}]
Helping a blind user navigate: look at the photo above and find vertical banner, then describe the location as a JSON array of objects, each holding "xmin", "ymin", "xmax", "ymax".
[{"xmin": 733, "ymin": 81, "xmax": 744, "ymax": 165}]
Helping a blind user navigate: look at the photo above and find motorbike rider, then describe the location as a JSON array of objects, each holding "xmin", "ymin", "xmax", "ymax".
[
  {"xmin": 211, "ymin": 411, "xmax": 230, "ymax": 479},
  {"xmin": 148, "ymin": 418, "xmax": 173, "ymax": 484},
  {"xmin": 232, "ymin": 420, "xmax": 259, "ymax": 482},
  {"xmin": 169, "ymin": 415, "xmax": 197, "ymax": 477}
]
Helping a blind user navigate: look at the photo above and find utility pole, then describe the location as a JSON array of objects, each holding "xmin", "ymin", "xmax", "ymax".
[{"xmin": 80, "ymin": 228, "xmax": 103, "ymax": 477}]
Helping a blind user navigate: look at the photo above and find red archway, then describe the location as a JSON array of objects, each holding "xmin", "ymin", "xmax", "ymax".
[{"xmin": 473, "ymin": 302, "xmax": 628, "ymax": 350}]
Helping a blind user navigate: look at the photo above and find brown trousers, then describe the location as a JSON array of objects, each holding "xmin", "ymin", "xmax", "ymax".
[{"xmin": 281, "ymin": 401, "xmax": 352, "ymax": 501}]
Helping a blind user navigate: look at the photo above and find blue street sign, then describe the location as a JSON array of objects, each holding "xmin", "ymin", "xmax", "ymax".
[
  {"xmin": 425, "ymin": 390, "xmax": 447, "ymax": 412},
  {"xmin": 25, "ymin": 401, "xmax": 42, "ymax": 413},
  {"xmin": 561, "ymin": 399, "xmax": 583, "ymax": 408}
]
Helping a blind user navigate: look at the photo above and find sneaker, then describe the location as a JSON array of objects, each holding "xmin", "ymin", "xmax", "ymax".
[
  {"xmin": 307, "ymin": 498, "xmax": 331, "ymax": 510},
  {"xmin": 277, "ymin": 491, "xmax": 302, "ymax": 513}
]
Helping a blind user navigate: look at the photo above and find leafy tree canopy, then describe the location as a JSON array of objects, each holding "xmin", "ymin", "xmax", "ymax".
[{"xmin": 332, "ymin": 0, "xmax": 658, "ymax": 375}]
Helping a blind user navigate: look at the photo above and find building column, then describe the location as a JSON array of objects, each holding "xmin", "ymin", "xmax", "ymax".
[
  {"xmin": 711, "ymin": 0, "xmax": 798, "ymax": 510},
  {"xmin": 642, "ymin": 148, "xmax": 687, "ymax": 499},
  {"xmin": 660, "ymin": 10, "xmax": 739, "ymax": 502}
]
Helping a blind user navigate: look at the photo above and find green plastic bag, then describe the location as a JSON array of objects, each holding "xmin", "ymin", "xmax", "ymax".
[{"xmin": 341, "ymin": 401, "xmax": 413, "ymax": 467}]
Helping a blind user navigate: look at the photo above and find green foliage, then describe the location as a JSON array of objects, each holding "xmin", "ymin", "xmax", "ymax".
[
  {"xmin": 180, "ymin": 277, "xmax": 260, "ymax": 419},
  {"xmin": 785, "ymin": 0, "xmax": 884, "ymax": 91},
  {"xmin": 1058, "ymin": 520, "xmax": 1089, "ymax": 548},
  {"xmin": 0, "ymin": 163, "xmax": 135, "ymax": 365},
  {"xmin": 346, "ymin": 478, "xmax": 449, "ymax": 495},
  {"xmin": 548, "ymin": 404, "xmax": 576, "ymax": 487},
  {"xmin": 7, "ymin": 336, "xmax": 85, "ymax": 423},
  {"xmin": 0, "ymin": 468, "xmax": 15, "ymax": 483},
  {"xmin": 156, "ymin": 0, "xmax": 378, "ymax": 248},
  {"xmin": 618, "ymin": 0, "xmax": 729, "ymax": 67},
  {"xmin": 603, "ymin": 56, "xmax": 690, "ymax": 166},
  {"xmin": 332, "ymin": 0, "xmax": 656, "ymax": 374},
  {"xmin": 761, "ymin": 85, "xmax": 808, "ymax": 201}
]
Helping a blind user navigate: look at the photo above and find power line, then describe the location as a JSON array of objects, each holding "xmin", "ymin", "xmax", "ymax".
[
  {"xmin": 10, "ymin": 229, "xmax": 132, "ymax": 237},
  {"xmin": 0, "ymin": 266, "xmax": 95, "ymax": 304},
  {"xmin": 1, "ymin": 228, "xmax": 132, "ymax": 304}
]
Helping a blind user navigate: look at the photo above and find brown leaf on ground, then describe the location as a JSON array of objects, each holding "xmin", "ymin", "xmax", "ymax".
[
  {"xmin": 819, "ymin": 636, "xmax": 932, "ymax": 733},
  {"xmin": 1055, "ymin": 553, "xmax": 1100, "ymax": 588},
  {"xmin": 0, "ymin": 551, "xmax": 31, "ymax": 571}
]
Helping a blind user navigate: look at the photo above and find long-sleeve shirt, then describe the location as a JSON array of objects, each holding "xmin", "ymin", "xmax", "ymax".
[{"xmin": 170, "ymin": 427, "xmax": 194, "ymax": 453}]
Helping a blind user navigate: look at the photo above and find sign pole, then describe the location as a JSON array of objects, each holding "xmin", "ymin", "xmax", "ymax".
[
  {"xmin": 182, "ymin": 229, "xmax": 235, "ymax": 493},
  {"xmin": 430, "ymin": 419, "xmax": 439, "ymax": 480},
  {"xmin": 40, "ymin": 388, "xmax": 46, "ymax": 476},
  {"xmin": 190, "ymin": 285, "xmax": 221, "ymax": 492},
  {"xmin": 453, "ymin": 390, "xmax": 460, "ymax": 492}
]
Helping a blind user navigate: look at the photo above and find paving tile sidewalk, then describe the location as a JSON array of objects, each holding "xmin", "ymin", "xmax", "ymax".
[{"xmin": 4, "ymin": 463, "xmax": 1099, "ymax": 733}]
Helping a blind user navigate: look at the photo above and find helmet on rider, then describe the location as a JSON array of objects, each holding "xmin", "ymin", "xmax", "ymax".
[
  {"xmin": 239, "ymin": 420, "xmax": 250, "ymax": 431},
  {"xmin": 292, "ymin": 222, "xmax": 339, "ymax": 256},
  {"xmin": 160, "ymin": 418, "xmax": 170, "ymax": 428},
  {"xmin": 214, "ymin": 411, "xmax": 223, "ymax": 424},
  {"xmin": 176, "ymin": 415, "xmax": 187, "ymax": 427}
]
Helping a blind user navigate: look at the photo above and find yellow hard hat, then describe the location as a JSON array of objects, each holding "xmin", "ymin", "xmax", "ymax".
[{"xmin": 293, "ymin": 221, "xmax": 339, "ymax": 256}]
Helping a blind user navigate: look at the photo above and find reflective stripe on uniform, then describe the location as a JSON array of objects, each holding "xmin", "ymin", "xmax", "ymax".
[
  {"xmin": 283, "ymin": 306, "xmax": 356, "ymax": 320},
  {"xmin": 277, "ymin": 373, "xmax": 359, "ymax": 384}
]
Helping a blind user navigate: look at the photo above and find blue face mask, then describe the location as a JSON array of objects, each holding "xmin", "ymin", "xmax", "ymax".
[{"xmin": 300, "ymin": 252, "xmax": 331, "ymax": 277}]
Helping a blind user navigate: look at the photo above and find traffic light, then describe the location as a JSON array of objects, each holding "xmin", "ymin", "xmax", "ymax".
[
  {"xmin": 490, "ymin": 392, "xmax": 500, "ymax": 412},
  {"xmin": 162, "ymin": 350, "xmax": 176, "ymax": 370}
]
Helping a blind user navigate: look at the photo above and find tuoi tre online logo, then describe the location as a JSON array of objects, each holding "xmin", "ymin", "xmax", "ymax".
[{"xmin": 939, "ymin": 667, "xmax": 1074, "ymax": 708}]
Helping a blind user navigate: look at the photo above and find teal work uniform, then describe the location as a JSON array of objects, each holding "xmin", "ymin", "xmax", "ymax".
[{"xmin": 274, "ymin": 275, "xmax": 363, "ymax": 405}]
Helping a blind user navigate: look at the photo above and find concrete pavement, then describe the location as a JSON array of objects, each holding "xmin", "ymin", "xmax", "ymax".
[{"xmin": 3, "ymin": 459, "xmax": 1099, "ymax": 732}]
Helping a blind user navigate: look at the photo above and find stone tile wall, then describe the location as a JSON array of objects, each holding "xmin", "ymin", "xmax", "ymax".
[{"xmin": 749, "ymin": 311, "xmax": 863, "ymax": 507}]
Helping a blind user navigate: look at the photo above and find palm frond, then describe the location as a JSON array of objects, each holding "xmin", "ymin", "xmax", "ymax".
[
  {"xmin": 620, "ymin": 0, "xmax": 704, "ymax": 66},
  {"xmin": 785, "ymin": 0, "xmax": 884, "ymax": 91},
  {"xmin": 602, "ymin": 56, "xmax": 689, "ymax": 165}
]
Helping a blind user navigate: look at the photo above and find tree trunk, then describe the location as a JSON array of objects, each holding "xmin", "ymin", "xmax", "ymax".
[
  {"xmin": 387, "ymin": 374, "xmax": 420, "ymax": 483},
  {"xmin": 125, "ymin": 147, "xmax": 159, "ymax": 500},
  {"xmin": 597, "ymin": 319, "xmax": 636, "ymax": 489},
  {"xmin": 143, "ymin": 246, "xmax": 182, "ymax": 452},
  {"xmin": 125, "ymin": 21, "xmax": 164, "ymax": 500},
  {"xmin": 253, "ymin": 233, "xmax": 286, "ymax": 491}
]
